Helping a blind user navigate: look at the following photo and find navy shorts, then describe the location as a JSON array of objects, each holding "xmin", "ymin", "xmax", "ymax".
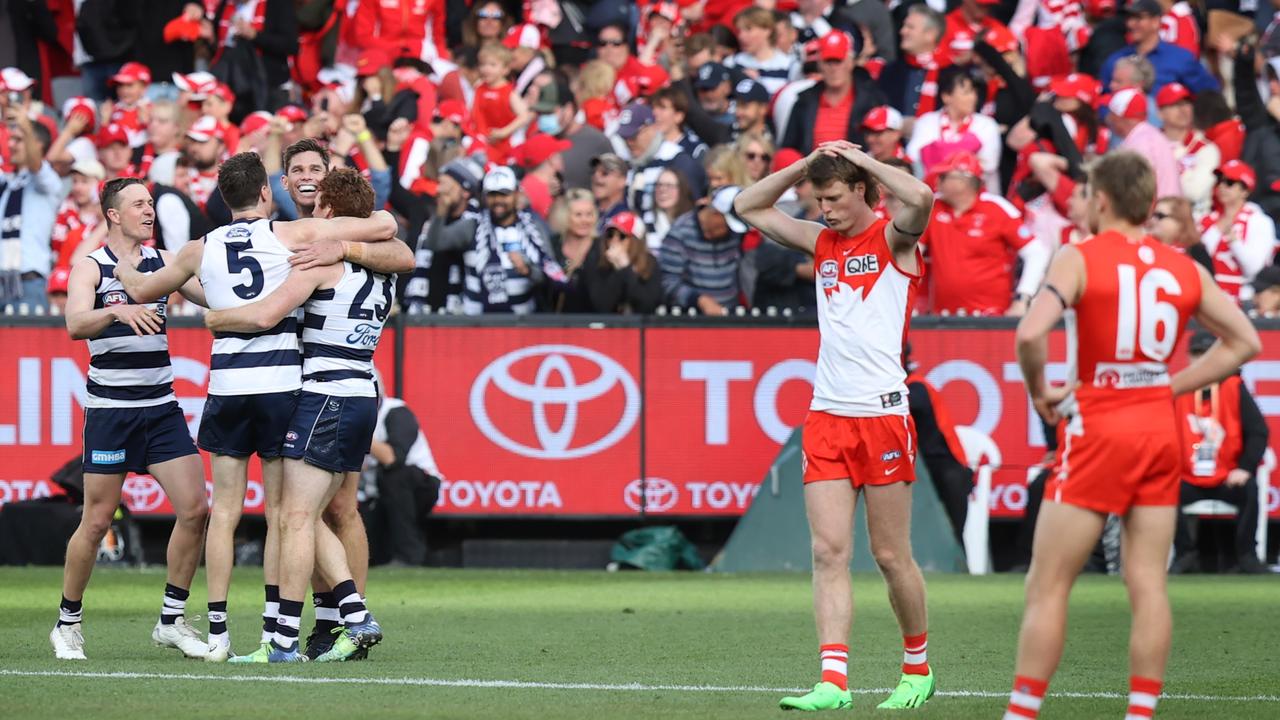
[
  {"xmin": 282, "ymin": 392, "xmax": 377, "ymax": 473},
  {"xmin": 83, "ymin": 401, "xmax": 198, "ymax": 475},
  {"xmin": 197, "ymin": 391, "xmax": 300, "ymax": 459}
]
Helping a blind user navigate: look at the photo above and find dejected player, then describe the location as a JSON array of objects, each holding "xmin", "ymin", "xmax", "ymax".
[
  {"xmin": 735, "ymin": 140, "xmax": 938, "ymax": 711},
  {"xmin": 1004, "ymin": 150, "xmax": 1261, "ymax": 720}
]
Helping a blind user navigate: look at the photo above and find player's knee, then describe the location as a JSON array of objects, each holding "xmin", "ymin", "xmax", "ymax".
[
  {"xmin": 174, "ymin": 500, "xmax": 209, "ymax": 530},
  {"xmin": 322, "ymin": 499, "xmax": 357, "ymax": 531},
  {"xmin": 79, "ymin": 510, "xmax": 115, "ymax": 542},
  {"xmin": 871, "ymin": 544, "xmax": 905, "ymax": 575},
  {"xmin": 811, "ymin": 536, "xmax": 852, "ymax": 568}
]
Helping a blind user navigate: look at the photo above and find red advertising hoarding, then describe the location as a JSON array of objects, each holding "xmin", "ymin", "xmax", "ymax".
[{"xmin": 1, "ymin": 322, "xmax": 1278, "ymax": 519}]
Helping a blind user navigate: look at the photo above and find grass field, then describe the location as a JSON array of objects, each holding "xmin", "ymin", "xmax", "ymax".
[{"xmin": 1, "ymin": 567, "xmax": 1277, "ymax": 719}]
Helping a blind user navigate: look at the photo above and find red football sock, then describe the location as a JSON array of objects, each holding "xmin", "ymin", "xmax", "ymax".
[
  {"xmin": 1004, "ymin": 675, "xmax": 1048, "ymax": 719},
  {"xmin": 819, "ymin": 643, "xmax": 849, "ymax": 690},
  {"xmin": 1125, "ymin": 676, "xmax": 1162, "ymax": 719},
  {"xmin": 902, "ymin": 632, "xmax": 929, "ymax": 675}
]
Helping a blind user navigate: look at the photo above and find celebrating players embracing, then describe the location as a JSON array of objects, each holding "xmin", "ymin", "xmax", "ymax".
[
  {"xmin": 205, "ymin": 167, "xmax": 409, "ymax": 662},
  {"xmin": 1004, "ymin": 151, "xmax": 1261, "ymax": 719},
  {"xmin": 53, "ymin": 178, "xmax": 210, "ymax": 660},
  {"xmin": 735, "ymin": 140, "xmax": 937, "ymax": 711}
]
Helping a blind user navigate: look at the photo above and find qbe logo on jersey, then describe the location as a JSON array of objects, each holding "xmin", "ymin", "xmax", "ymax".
[
  {"xmin": 470, "ymin": 345, "xmax": 640, "ymax": 460},
  {"xmin": 844, "ymin": 254, "xmax": 879, "ymax": 276}
]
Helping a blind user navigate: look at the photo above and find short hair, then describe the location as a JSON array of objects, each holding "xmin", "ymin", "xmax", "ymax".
[
  {"xmin": 100, "ymin": 177, "xmax": 147, "ymax": 228},
  {"xmin": 1114, "ymin": 55, "xmax": 1156, "ymax": 92},
  {"xmin": 149, "ymin": 99, "xmax": 178, "ymax": 123},
  {"xmin": 938, "ymin": 66, "xmax": 983, "ymax": 100},
  {"xmin": 283, "ymin": 137, "xmax": 331, "ymax": 174},
  {"xmin": 704, "ymin": 144, "xmax": 750, "ymax": 187},
  {"xmin": 1087, "ymin": 151, "xmax": 1155, "ymax": 225},
  {"xmin": 217, "ymin": 152, "xmax": 269, "ymax": 211},
  {"xmin": 708, "ymin": 24, "xmax": 739, "ymax": 53},
  {"xmin": 317, "ymin": 167, "xmax": 375, "ymax": 218},
  {"xmin": 806, "ymin": 154, "xmax": 880, "ymax": 207},
  {"xmin": 478, "ymin": 41, "xmax": 512, "ymax": 66},
  {"xmin": 734, "ymin": 6, "xmax": 777, "ymax": 42},
  {"xmin": 685, "ymin": 32, "xmax": 716, "ymax": 57},
  {"xmin": 27, "ymin": 121, "xmax": 51, "ymax": 154},
  {"xmin": 575, "ymin": 60, "xmax": 617, "ymax": 100},
  {"xmin": 650, "ymin": 86, "xmax": 689, "ymax": 116},
  {"xmin": 906, "ymin": 4, "xmax": 945, "ymax": 38},
  {"xmin": 598, "ymin": 21, "xmax": 629, "ymax": 42}
]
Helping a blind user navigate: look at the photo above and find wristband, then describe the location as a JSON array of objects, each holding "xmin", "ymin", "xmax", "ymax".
[
  {"xmin": 344, "ymin": 241, "xmax": 367, "ymax": 264},
  {"xmin": 356, "ymin": 130, "xmax": 373, "ymax": 144}
]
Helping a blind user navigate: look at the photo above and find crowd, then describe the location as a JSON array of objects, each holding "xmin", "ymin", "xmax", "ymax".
[{"xmin": 6, "ymin": 0, "xmax": 1280, "ymax": 319}]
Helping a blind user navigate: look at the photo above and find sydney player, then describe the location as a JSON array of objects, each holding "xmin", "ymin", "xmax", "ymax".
[
  {"xmin": 735, "ymin": 140, "xmax": 938, "ymax": 711},
  {"xmin": 1004, "ymin": 151, "xmax": 1260, "ymax": 720},
  {"xmin": 54, "ymin": 178, "xmax": 209, "ymax": 660},
  {"xmin": 205, "ymin": 168, "xmax": 408, "ymax": 662}
]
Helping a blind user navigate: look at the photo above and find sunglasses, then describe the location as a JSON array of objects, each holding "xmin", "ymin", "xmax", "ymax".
[
  {"xmin": 477, "ymin": 9, "xmax": 504, "ymax": 19},
  {"xmin": 1219, "ymin": 179, "xmax": 1247, "ymax": 189},
  {"xmin": 745, "ymin": 152, "xmax": 771, "ymax": 163},
  {"xmin": 606, "ymin": 228, "xmax": 628, "ymax": 241},
  {"xmin": 598, "ymin": 38, "xmax": 627, "ymax": 47}
]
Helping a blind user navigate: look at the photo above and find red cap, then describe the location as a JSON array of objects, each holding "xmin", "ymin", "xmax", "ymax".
[
  {"xmin": 605, "ymin": 211, "xmax": 646, "ymax": 242},
  {"xmin": 503, "ymin": 23, "xmax": 544, "ymax": 50},
  {"xmin": 1050, "ymin": 73, "xmax": 1100, "ymax": 106},
  {"xmin": 862, "ymin": 105, "xmax": 903, "ymax": 132},
  {"xmin": 1086, "ymin": 0, "xmax": 1117, "ymax": 16},
  {"xmin": 435, "ymin": 99, "xmax": 467, "ymax": 126},
  {"xmin": 48, "ymin": 267, "xmax": 71, "ymax": 294},
  {"xmin": 634, "ymin": 62, "xmax": 670, "ymax": 93},
  {"xmin": 1217, "ymin": 159, "xmax": 1256, "ymax": 191},
  {"xmin": 173, "ymin": 71, "xmax": 218, "ymax": 99},
  {"xmin": 240, "ymin": 111, "xmax": 273, "ymax": 136},
  {"xmin": 186, "ymin": 115, "xmax": 225, "ymax": 143},
  {"xmin": 61, "ymin": 97, "xmax": 98, "ymax": 134},
  {"xmin": 646, "ymin": 1, "xmax": 682, "ymax": 25},
  {"xmin": 276, "ymin": 105, "xmax": 308, "ymax": 123},
  {"xmin": 949, "ymin": 29, "xmax": 975, "ymax": 52},
  {"xmin": 773, "ymin": 148, "xmax": 804, "ymax": 173},
  {"xmin": 515, "ymin": 133, "xmax": 572, "ymax": 168},
  {"xmin": 110, "ymin": 61, "xmax": 151, "ymax": 86},
  {"xmin": 210, "ymin": 83, "xmax": 235, "ymax": 104},
  {"xmin": 934, "ymin": 151, "xmax": 983, "ymax": 179},
  {"xmin": 95, "ymin": 123, "xmax": 130, "ymax": 148},
  {"xmin": 818, "ymin": 31, "xmax": 852, "ymax": 61},
  {"xmin": 356, "ymin": 49, "xmax": 390, "ymax": 78},
  {"xmin": 1107, "ymin": 87, "xmax": 1147, "ymax": 120},
  {"xmin": 1155, "ymin": 82, "xmax": 1193, "ymax": 108},
  {"xmin": 984, "ymin": 25, "xmax": 1019, "ymax": 54},
  {"xmin": 974, "ymin": 0, "xmax": 1001, "ymax": 5}
]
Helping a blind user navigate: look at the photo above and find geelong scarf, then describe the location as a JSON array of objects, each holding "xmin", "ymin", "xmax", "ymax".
[{"xmin": 0, "ymin": 173, "xmax": 27, "ymax": 302}]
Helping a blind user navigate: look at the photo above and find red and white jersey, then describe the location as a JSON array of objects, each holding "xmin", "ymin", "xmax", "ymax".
[
  {"xmin": 185, "ymin": 168, "xmax": 220, "ymax": 211},
  {"xmin": 1070, "ymin": 231, "xmax": 1201, "ymax": 409},
  {"xmin": 811, "ymin": 220, "xmax": 923, "ymax": 417},
  {"xmin": 1160, "ymin": 2, "xmax": 1200, "ymax": 59},
  {"xmin": 52, "ymin": 200, "xmax": 100, "ymax": 264},
  {"xmin": 109, "ymin": 100, "xmax": 150, "ymax": 148},
  {"xmin": 1037, "ymin": 0, "xmax": 1088, "ymax": 50},
  {"xmin": 922, "ymin": 192, "xmax": 1031, "ymax": 315},
  {"xmin": 1173, "ymin": 130, "xmax": 1211, "ymax": 174},
  {"xmin": 1199, "ymin": 202, "xmax": 1277, "ymax": 301}
]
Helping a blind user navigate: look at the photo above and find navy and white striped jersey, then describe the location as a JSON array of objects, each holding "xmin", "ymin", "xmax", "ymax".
[
  {"xmin": 200, "ymin": 218, "xmax": 301, "ymax": 396},
  {"xmin": 301, "ymin": 262, "xmax": 393, "ymax": 397},
  {"xmin": 84, "ymin": 245, "xmax": 176, "ymax": 409},
  {"xmin": 726, "ymin": 50, "xmax": 798, "ymax": 96}
]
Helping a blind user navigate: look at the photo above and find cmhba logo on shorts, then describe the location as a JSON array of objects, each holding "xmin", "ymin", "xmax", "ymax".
[
  {"xmin": 103, "ymin": 290, "xmax": 127, "ymax": 307},
  {"xmin": 91, "ymin": 449, "xmax": 126, "ymax": 464},
  {"xmin": 881, "ymin": 450, "xmax": 902, "ymax": 462},
  {"xmin": 844, "ymin": 254, "xmax": 879, "ymax": 276}
]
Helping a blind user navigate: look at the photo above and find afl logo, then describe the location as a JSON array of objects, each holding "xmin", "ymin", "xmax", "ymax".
[
  {"xmin": 623, "ymin": 478, "xmax": 679, "ymax": 513},
  {"xmin": 819, "ymin": 260, "xmax": 839, "ymax": 289},
  {"xmin": 103, "ymin": 290, "xmax": 128, "ymax": 307}
]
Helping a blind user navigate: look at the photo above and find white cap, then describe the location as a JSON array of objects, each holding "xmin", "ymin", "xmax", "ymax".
[
  {"xmin": 186, "ymin": 115, "xmax": 223, "ymax": 143},
  {"xmin": 482, "ymin": 166, "xmax": 519, "ymax": 195},
  {"xmin": 710, "ymin": 186, "xmax": 748, "ymax": 234},
  {"xmin": 70, "ymin": 158, "xmax": 106, "ymax": 180},
  {"xmin": 0, "ymin": 67, "xmax": 34, "ymax": 92}
]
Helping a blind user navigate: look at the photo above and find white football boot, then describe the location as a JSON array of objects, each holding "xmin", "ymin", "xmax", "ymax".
[
  {"xmin": 50, "ymin": 624, "xmax": 87, "ymax": 660},
  {"xmin": 152, "ymin": 616, "xmax": 208, "ymax": 659},
  {"xmin": 205, "ymin": 633, "xmax": 232, "ymax": 662}
]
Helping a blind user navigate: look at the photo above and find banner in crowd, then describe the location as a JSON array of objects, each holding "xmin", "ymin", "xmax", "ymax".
[{"xmin": 2, "ymin": 323, "xmax": 1279, "ymax": 519}]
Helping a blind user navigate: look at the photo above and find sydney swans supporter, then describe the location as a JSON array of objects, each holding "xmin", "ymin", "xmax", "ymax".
[{"xmin": 1198, "ymin": 160, "xmax": 1277, "ymax": 303}]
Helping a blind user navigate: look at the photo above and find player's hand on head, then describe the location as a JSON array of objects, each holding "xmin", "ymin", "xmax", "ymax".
[
  {"xmin": 111, "ymin": 304, "xmax": 163, "ymax": 336},
  {"xmin": 290, "ymin": 238, "xmax": 345, "ymax": 270}
]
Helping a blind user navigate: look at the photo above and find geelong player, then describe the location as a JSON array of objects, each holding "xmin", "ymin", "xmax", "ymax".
[
  {"xmin": 735, "ymin": 140, "xmax": 938, "ymax": 711},
  {"xmin": 115, "ymin": 153, "xmax": 409, "ymax": 662},
  {"xmin": 205, "ymin": 168, "xmax": 404, "ymax": 662},
  {"xmin": 1003, "ymin": 151, "xmax": 1260, "ymax": 719},
  {"xmin": 53, "ymin": 178, "xmax": 209, "ymax": 660}
]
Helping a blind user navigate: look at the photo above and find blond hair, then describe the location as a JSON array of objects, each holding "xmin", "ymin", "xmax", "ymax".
[
  {"xmin": 478, "ymin": 41, "xmax": 513, "ymax": 67},
  {"xmin": 704, "ymin": 144, "xmax": 751, "ymax": 188},
  {"xmin": 575, "ymin": 60, "xmax": 617, "ymax": 100},
  {"xmin": 549, "ymin": 188, "xmax": 597, "ymax": 236},
  {"xmin": 1088, "ymin": 151, "xmax": 1156, "ymax": 225}
]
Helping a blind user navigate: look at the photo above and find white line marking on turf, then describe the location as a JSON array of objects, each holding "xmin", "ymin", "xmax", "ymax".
[{"xmin": 0, "ymin": 670, "xmax": 1276, "ymax": 703}]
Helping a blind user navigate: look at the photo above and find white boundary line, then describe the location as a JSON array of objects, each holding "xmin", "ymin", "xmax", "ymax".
[{"xmin": 0, "ymin": 670, "xmax": 1275, "ymax": 702}]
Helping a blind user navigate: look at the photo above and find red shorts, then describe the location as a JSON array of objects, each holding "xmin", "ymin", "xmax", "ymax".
[
  {"xmin": 1049, "ymin": 411, "xmax": 1181, "ymax": 515},
  {"xmin": 802, "ymin": 411, "xmax": 917, "ymax": 486}
]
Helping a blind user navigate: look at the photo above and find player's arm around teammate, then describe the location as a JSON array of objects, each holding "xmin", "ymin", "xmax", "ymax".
[
  {"xmin": 280, "ymin": 211, "xmax": 416, "ymax": 274},
  {"xmin": 65, "ymin": 258, "xmax": 164, "ymax": 339},
  {"xmin": 204, "ymin": 262, "xmax": 338, "ymax": 333},
  {"xmin": 114, "ymin": 240, "xmax": 208, "ymax": 306}
]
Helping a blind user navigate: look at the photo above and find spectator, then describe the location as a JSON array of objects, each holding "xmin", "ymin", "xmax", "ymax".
[
  {"xmin": 597, "ymin": 21, "xmax": 662, "ymax": 105},
  {"xmin": 96, "ymin": 123, "xmax": 136, "ymax": 180},
  {"xmin": 619, "ymin": 101, "xmax": 705, "ymax": 238},
  {"xmin": 732, "ymin": 78, "xmax": 772, "ymax": 141},
  {"xmin": 0, "ymin": 106, "xmax": 58, "ymax": 309},
  {"xmin": 728, "ymin": 6, "xmax": 799, "ymax": 96},
  {"xmin": 1159, "ymin": 0, "xmax": 1200, "ymax": 59},
  {"xmin": 651, "ymin": 86, "xmax": 708, "ymax": 160},
  {"xmin": 790, "ymin": 0, "xmax": 895, "ymax": 62},
  {"xmin": 660, "ymin": 185, "xmax": 745, "ymax": 315},
  {"xmin": 532, "ymin": 77, "xmax": 612, "ymax": 191},
  {"xmin": 780, "ymin": 30, "xmax": 885, "ymax": 153},
  {"xmin": 423, "ymin": 166, "xmax": 562, "ymax": 315},
  {"xmin": 750, "ymin": 156, "xmax": 815, "ymax": 315},
  {"xmin": 368, "ymin": 390, "xmax": 442, "ymax": 567},
  {"xmin": 1157, "ymin": 82, "xmax": 1219, "ymax": 213},
  {"xmin": 514, "ymin": 133, "xmax": 569, "ymax": 219},
  {"xmin": 693, "ymin": 62, "xmax": 734, "ymax": 130},
  {"xmin": 906, "ymin": 66, "xmax": 1002, "ymax": 192},
  {"xmin": 1106, "ymin": 88, "xmax": 1182, "ymax": 199},
  {"xmin": 74, "ymin": 1, "xmax": 137, "ymax": 102},
  {"xmin": 106, "ymin": 61, "xmax": 151, "ymax": 147},
  {"xmin": 201, "ymin": 84, "xmax": 240, "ymax": 153},
  {"xmin": 1199, "ymin": 160, "xmax": 1277, "ymax": 303},
  {"xmin": 1172, "ymin": 331, "xmax": 1270, "ymax": 575},
  {"xmin": 703, "ymin": 144, "xmax": 750, "ymax": 190},
  {"xmin": 862, "ymin": 106, "xmax": 907, "ymax": 162},
  {"xmin": 472, "ymin": 42, "xmax": 531, "ymax": 163},
  {"xmin": 880, "ymin": 4, "xmax": 947, "ymax": 117},
  {"xmin": 351, "ymin": 0, "xmax": 447, "ymax": 64},
  {"xmin": 590, "ymin": 153, "xmax": 629, "ymax": 235},
  {"xmin": 182, "ymin": 116, "xmax": 225, "ymax": 211},
  {"xmin": 1249, "ymin": 266, "xmax": 1280, "ymax": 316},
  {"xmin": 507, "ymin": 24, "xmax": 548, "ymax": 98},
  {"xmin": 941, "ymin": 0, "xmax": 1011, "ymax": 54},
  {"xmin": 1149, "ymin": 196, "xmax": 1213, "ymax": 272},
  {"xmin": 462, "ymin": 0, "xmax": 512, "ymax": 50},
  {"xmin": 1232, "ymin": 40, "xmax": 1280, "ymax": 219},
  {"xmin": 574, "ymin": 59, "xmax": 616, "ymax": 132},
  {"xmin": 1099, "ymin": 0, "xmax": 1218, "ymax": 95},
  {"xmin": 405, "ymin": 157, "xmax": 482, "ymax": 314},
  {"xmin": 737, "ymin": 131, "xmax": 774, "ymax": 184},
  {"xmin": 920, "ymin": 151, "xmax": 1048, "ymax": 316},
  {"xmin": 650, "ymin": 167, "xmax": 696, "ymax": 250},
  {"xmin": 142, "ymin": 100, "xmax": 183, "ymax": 185},
  {"xmin": 45, "ymin": 97, "xmax": 99, "ymax": 170},
  {"xmin": 548, "ymin": 188, "xmax": 598, "ymax": 282},
  {"xmin": 207, "ymin": 0, "xmax": 299, "ymax": 115},
  {"xmin": 52, "ymin": 159, "xmax": 105, "ymax": 271},
  {"xmin": 577, "ymin": 210, "xmax": 664, "ymax": 314}
]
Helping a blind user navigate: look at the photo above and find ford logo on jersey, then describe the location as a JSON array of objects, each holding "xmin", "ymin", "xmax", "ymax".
[{"xmin": 347, "ymin": 323, "xmax": 381, "ymax": 347}]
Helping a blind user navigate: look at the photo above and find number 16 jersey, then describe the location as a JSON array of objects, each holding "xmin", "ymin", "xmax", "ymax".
[{"xmin": 200, "ymin": 218, "xmax": 300, "ymax": 395}]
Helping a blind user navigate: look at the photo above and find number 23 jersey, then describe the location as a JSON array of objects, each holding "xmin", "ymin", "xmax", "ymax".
[
  {"xmin": 1072, "ymin": 230, "xmax": 1202, "ymax": 411},
  {"xmin": 301, "ymin": 262, "xmax": 394, "ymax": 398},
  {"xmin": 200, "ymin": 218, "xmax": 299, "ymax": 395}
]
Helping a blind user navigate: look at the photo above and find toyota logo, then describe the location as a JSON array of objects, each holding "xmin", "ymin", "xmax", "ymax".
[
  {"xmin": 470, "ymin": 344, "xmax": 639, "ymax": 460},
  {"xmin": 122, "ymin": 476, "xmax": 166, "ymax": 512},
  {"xmin": 623, "ymin": 478, "xmax": 679, "ymax": 513}
]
